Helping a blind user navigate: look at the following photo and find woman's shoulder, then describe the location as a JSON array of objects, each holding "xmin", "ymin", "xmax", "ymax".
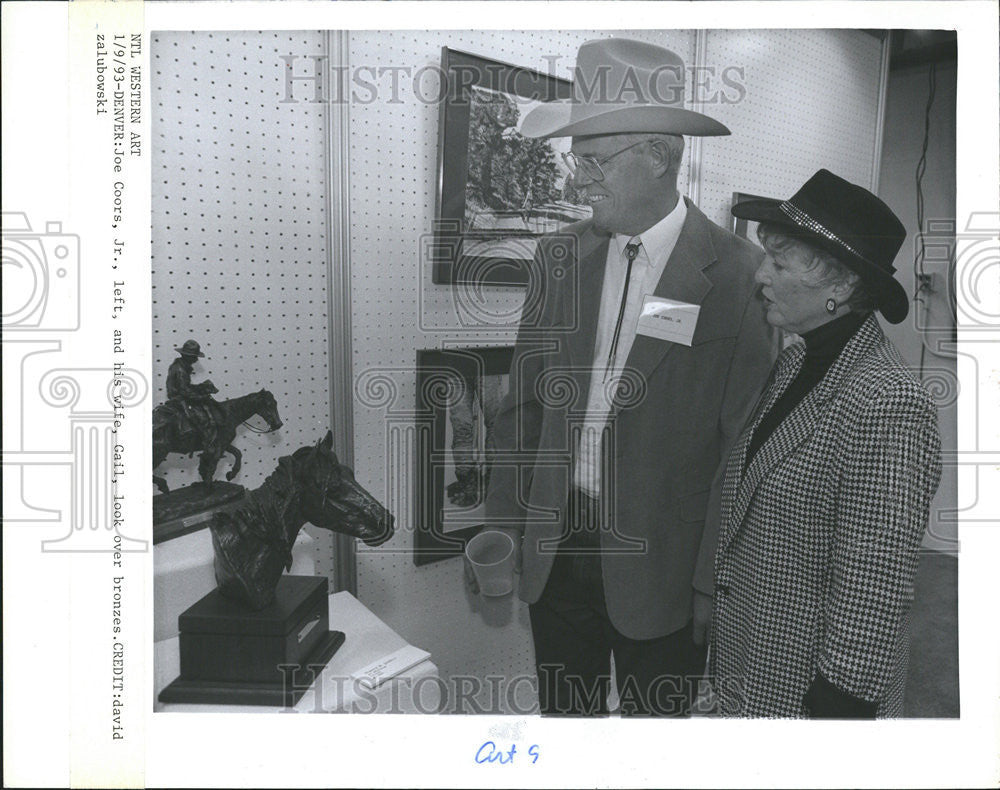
[{"xmin": 839, "ymin": 332, "xmax": 937, "ymax": 420}]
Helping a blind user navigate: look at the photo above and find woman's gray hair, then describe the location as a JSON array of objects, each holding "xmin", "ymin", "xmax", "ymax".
[{"xmin": 756, "ymin": 223, "xmax": 876, "ymax": 315}]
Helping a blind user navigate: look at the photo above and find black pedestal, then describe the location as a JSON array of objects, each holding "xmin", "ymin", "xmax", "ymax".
[{"xmin": 158, "ymin": 575, "xmax": 344, "ymax": 707}]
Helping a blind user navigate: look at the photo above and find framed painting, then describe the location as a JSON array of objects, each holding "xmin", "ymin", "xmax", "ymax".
[
  {"xmin": 413, "ymin": 346, "xmax": 513, "ymax": 565},
  {"xmin": 431, "ymin": 47, "xmax": 591, "ymax": 286}
]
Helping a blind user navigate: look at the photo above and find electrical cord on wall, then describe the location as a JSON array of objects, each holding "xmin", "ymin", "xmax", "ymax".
[
  {"xmin": 910, "ymin": 61, "xmax": 955, "ymax": 374},
  {"xmin": 912, "ymin": 61, "xmax": 936, "ymax": 290}
]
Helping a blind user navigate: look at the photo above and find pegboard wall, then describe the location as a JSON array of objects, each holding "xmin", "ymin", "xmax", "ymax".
[
  {"xmin": 150, "ymin": 31, "xmax": 337, "ymax": 580},
  {"xmin": 697, "ymin": 29, "xmax": 883, "ymax": 229}
]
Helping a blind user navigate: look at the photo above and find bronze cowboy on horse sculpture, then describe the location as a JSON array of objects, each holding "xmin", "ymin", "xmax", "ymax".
[
  {"xmin": 151, "ymin": 342, "xmax": 394, "ymax": 611},
  {"xmin": 153, "ymin": 340, "xmax": 283, "ymax": 493}
]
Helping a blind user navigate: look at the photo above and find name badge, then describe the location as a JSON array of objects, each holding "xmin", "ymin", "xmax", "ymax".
[{"xmin": 636, "ymin": 295, "xmax": 700, "ymax": 346}]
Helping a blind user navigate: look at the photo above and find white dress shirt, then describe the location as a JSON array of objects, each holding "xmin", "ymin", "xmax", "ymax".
[{"xmin": 574, "ymin": 195, "xmax": 688, "ymax": 498}]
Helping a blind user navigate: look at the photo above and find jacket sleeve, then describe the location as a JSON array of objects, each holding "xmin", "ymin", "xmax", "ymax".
[
  {"xmin": 692, "ymin": 283, "xmax": 778, "ymax": 595},
  {"xmin": 483, "ymin": 240, "xmax": 562, "ymax": 535},
  {"xmin": 816, "ymin": 383, "xmax": 942, "ymax": 705}
]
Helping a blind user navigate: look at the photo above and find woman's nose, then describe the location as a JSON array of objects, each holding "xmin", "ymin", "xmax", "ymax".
[{"xmin": 755, "ymin": 258, "xmax": 773, "ymax": 285}]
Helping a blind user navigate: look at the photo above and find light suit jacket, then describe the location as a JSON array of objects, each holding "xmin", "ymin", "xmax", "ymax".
[
  {"xmin": 708, "ymin": 315, "xmax": 942, "ymax": 717},
  {"xmin": 485, "ymin": 198, "xmax": 777, "ymax": 640}
]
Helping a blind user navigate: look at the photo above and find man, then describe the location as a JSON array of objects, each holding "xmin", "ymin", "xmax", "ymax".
[
  {"xmin": 165, "ymin": 339, "xmax": 219, "ymax": 446},
  {"xmin": 473, "ymin": 38, "xmax": 777, "ymax": 716}
]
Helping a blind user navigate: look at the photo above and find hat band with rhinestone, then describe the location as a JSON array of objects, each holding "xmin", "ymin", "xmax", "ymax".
[{"xmin": 777, "ymin": 201, "xmax": 880, "ymax": 268}]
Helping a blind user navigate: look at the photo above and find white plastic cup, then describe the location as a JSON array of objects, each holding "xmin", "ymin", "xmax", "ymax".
[{"xmin": 465, "ymin": 531, "xmax": 516, "ymax": 597}]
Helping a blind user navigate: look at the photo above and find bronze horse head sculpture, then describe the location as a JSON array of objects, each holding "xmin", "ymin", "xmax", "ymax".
[{"xmin": 210, "ymin": 431, "xmax": 394, "ymax": 609}]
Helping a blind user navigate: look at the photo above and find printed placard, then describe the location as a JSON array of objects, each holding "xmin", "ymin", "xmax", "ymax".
[{"xmin": 636, "ymin": 295, "xmax": 700, "ymax": 346}]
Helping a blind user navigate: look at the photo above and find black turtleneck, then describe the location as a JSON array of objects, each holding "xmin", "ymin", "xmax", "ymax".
[{"xmin": 744, "ymin": 310, "xmax": 867, "ymax": 471}]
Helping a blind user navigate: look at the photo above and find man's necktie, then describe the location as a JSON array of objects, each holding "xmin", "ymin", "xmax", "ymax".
[{"xmin": 605, "ymin": 239, "xmax": 641, "ymax": 377}]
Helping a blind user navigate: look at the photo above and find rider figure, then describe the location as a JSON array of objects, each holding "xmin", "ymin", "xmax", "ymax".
[{"xmin": 166, "ymin": 340, "xmax": 218, "ymax": 446}]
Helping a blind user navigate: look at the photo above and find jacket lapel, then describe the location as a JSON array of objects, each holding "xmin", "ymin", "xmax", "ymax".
[
  {"xmin": 719, "ymin": 315, "xmax": 886, "ymax": 553},
  {"xmin": 562, "ymin": 222, "xmax": 611, "ymax": 409},
  {"xmin": 611, "ymin": 199, "xmax": 714, "ymax": 414}
]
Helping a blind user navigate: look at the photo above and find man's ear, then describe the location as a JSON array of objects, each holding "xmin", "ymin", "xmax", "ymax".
[{"xmin": 647, "ymin": 139, "xmax": 674, "ymax": 178}]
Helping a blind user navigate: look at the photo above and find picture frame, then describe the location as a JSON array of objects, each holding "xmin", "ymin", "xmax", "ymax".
[
  {"xmin": 431, "ymin": 47, "xmax": 590, "ymax": 286},
  {"xmin": 730, "ymin": 191, "xmax": 775, "ymax": 240},
  {"xmin": 413, "ymin": 346, "xmax": 514, "ymax": 565}
]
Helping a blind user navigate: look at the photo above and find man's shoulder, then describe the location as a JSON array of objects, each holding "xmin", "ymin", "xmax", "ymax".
[
  {"xmin": 712, "ymin": 223, "xmax": 764, "ymax": 265},
  {"xmin": 681, "ymin": 210, "xmax": 762, "ymax": 305},
  {"xmin": 684, "ymin": 202, "xmax": 763, "ymax": 270}
]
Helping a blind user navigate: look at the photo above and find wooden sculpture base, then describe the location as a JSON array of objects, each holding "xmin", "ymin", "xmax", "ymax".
[{"xmin": 158, "ymin": 576, "xmax": 344, "ymax": 707}]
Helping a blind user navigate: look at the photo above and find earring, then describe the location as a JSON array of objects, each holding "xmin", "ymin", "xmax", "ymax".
[{"xmin": 825, "ymin": 298, "xmax": 837, "ymax": 314}]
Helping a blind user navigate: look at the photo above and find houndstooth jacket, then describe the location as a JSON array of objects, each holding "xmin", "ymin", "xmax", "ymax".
[{"xmin": 708, "ymin": 314, "xmax": 942, "ymax": 718}]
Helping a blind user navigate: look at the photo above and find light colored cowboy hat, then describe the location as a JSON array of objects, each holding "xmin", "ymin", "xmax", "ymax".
[{"xmin": 519, "ymin": 38, "xmax": 730, "ymax": 139}]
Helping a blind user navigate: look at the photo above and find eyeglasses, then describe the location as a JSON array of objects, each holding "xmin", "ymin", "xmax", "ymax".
[{"xmin": 561, "ymin": 139, "xmax": 656, "ymax": 182}]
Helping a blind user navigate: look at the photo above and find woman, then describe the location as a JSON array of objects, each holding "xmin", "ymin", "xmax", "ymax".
[{"xmin": 709, "ymin": 169, "xmax": 942, "ymax": 718}]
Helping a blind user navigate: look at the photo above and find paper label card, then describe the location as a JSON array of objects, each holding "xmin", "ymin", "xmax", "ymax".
[
  {"xmin": 351, "ymin": 644, "xmax": 432, "ymax": 689},
  {"xmin": 636, "ymin": 296, "xmax": 701, "ymax": 346}
]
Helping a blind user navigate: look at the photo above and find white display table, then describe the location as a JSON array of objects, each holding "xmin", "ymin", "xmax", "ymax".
[{"xmin": 155, "ymin": 591, "xmax": 440, "ymax": 714}]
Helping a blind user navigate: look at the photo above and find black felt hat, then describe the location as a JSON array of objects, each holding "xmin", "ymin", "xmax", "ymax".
[{"xmin": 732, "ymin": 169, "xmax": 909, "ymax": 324}]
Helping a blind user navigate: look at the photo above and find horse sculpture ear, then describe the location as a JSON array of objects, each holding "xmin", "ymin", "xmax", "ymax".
[{"xmin": 322, "ymin": 430, "xmax": 334, "ymax": 451}]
